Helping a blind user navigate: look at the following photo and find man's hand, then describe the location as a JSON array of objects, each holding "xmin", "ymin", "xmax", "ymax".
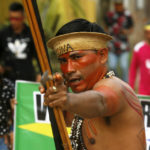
[
  {"xmin": 10, "ymin": 98, "xmax": 17, "ymax": 110},
  {"xmin": 39, "ymin": 73, "xmax": 69, "ymax": 110}
]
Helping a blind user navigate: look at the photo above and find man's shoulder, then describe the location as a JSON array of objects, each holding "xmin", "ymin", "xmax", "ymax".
[
  {"xmin": 134, "ymin": 41, "xmax": 145, "ymax": 52},
  {"xmin": 94, "ymin": 76, "xmax": 123, "ymax": 92},
  {"xmin": 94, "ymin": 76, "xmax": 136, "ymax": 99}
]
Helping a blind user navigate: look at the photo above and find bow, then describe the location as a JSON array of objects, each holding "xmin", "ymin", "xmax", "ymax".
[{"xmin": 22, "ymin": 0, "xmax": 72, "ymax": 149}]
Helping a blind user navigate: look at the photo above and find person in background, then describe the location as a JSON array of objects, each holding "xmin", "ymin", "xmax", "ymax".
[
  {"xmin": 0, "ymin": 2, "xmax": 41, "ymax": 83},
  {"xmin": 104, "ymin": 0, "xmax": 133, "ymax": 82},
  {"xmin": 0, "ymin": 74, "xmax": 15, "ymax": 150},
  {"xmin": 129, "ymin": 22, "xmax": 150, "ymax": 95}
]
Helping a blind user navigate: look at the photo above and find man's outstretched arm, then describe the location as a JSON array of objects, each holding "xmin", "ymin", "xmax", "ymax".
[{"xmin": 40, "ymin": 75, "xmax": 123, "ymax": 118}]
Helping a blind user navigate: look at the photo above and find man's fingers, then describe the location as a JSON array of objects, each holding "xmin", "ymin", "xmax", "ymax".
[
  {"xmin": 39, "ymin": 85, "xmax": 45, "ymax": 93},
  {"xmin": 41, "ymin": 73, "xmax": 67, "ymax": 109},
  {"xmin": 40, "ymin": 73, "xmax": 64, "ymax": 93},
  {"xmin": 53, "ymin": 73, "xmax": 64, "ymax": 86},
  {"xmin": 44, "ymin": 86, "xmax": 58, "ymax": 98},
  {"xmin": 43, "ymin": 101, "xmax": 48, "ymax": 106}
]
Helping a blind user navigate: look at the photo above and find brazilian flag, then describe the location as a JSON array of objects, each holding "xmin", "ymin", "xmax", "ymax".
[{"xmin": 14, "ymin": 81, "xmax": 70, "ymax": 150}]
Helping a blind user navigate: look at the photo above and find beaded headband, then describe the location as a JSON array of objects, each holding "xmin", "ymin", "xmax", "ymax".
[{"xmin": 47, "ymin": 32, "xmax": 112, "ymax": 56}]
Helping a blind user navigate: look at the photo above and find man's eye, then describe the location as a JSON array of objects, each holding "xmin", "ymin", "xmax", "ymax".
[
  {"xmin": 72, "ymin": 55, "xmax": 82, "ymax": 60},
  {"xmin": 58, "ymin": 58, "xmax": 67, "ymax": 64}
]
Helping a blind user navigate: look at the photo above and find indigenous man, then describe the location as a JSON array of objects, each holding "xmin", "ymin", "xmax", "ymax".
[{"xmin": 40, "ymin": 19, "xmax": 146, "ymax": 150}]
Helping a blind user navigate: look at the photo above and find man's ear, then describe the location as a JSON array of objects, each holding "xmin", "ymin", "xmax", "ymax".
[{"xmin": 98, "ymin": 48, "xmax": 108, "ymax": 64}]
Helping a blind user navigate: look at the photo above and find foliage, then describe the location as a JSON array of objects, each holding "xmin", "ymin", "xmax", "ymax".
[{"xmin": 37, "ymin": 0, "xmax": 85, "ymax": 40}]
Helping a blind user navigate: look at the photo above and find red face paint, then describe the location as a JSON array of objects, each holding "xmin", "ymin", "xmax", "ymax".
[
  {"xmin": 9, "ymin": 17, "xmax": 24, "ymax": 21},
  {"xmin": 59, "ymin": 50, "xmax": 107, "ymax": 92}
]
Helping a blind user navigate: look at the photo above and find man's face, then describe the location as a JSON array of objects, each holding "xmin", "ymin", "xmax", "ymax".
[
  {"xmin": 115, "ymin": 3, "xmax": 124, "ymax": 13},
  {"xmin": 58, "ymin": 50, "xmax": 107, "ymax": 93},
  {"xmin": 145, "ymin": 30, "xmax": 150, "ymax": 42},
  {"xmin": 9, "ymin": 11, "xmax": 24, "ymax": 30}
]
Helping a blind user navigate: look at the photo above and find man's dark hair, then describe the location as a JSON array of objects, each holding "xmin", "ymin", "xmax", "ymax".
[
  {"xmin": 9, "ymin": 2, "xmax": 24, "ymax": 12},
  {"xmin": 56, "ymin": 18, "xmax": 107, "ymax": 36}
]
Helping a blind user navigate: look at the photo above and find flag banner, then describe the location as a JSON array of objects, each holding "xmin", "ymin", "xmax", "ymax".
[
  {"xmin": 14, "ymin": 80, "xmax": 56, "ymax": 150},
  {"xmin": 138, "ymin": 95, "xmax": 150, "ymax": 150}
]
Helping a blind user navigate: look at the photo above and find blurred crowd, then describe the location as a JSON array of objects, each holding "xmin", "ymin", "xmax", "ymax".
[
  {"xmin": 0, "ymin": 2, "xmax": 41, "ymax": 150},
  {"xmin": 104, "ymin": 0, "xmax": 150, "ymax": 95},
  {"xmin": 0, "ymin": 0, "xmax": 150, "ymax": 150}
]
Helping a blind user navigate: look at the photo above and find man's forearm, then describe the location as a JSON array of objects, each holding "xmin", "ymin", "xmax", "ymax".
[{"xmin": 66, "ymin": 90, "xmax": 106, "ymax": 118}]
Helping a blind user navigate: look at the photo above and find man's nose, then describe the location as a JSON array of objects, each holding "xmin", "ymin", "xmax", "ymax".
[{"xmin": 67, "ymin": 59, "xmax": 75, "ymax": 74}]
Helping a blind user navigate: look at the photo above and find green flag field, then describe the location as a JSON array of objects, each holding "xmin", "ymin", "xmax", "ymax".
[{"xmin": 14, "ymin": 80, "xmax": 56, "ymax": 150}]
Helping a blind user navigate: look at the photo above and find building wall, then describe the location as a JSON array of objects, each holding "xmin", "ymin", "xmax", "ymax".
[{"xmin": 123, "ymin": 0, "xmax": 148, "ymax": 49}]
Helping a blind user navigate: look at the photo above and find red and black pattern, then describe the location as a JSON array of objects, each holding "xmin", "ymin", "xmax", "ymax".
[{"xmin": 105, "ymin": 10, "xmax": 133, "ymax": 55}]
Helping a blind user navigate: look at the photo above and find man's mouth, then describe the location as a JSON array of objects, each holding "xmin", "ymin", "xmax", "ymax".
[{"xmin": 68, "ymin": 77, "xmax": 82, "ymax": 85}]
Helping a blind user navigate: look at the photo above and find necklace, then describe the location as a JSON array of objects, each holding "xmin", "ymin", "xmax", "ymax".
[
  {"xmin": 103, "ymin": 71, "xmax": 115, "ymax": 79},
  {"xmin": 70, "ymin": 71, "xmax": 115, "ymax": 150},
  {"xmin": 70, "ymin": 115, "xmax": 85, "ymax": 150}
]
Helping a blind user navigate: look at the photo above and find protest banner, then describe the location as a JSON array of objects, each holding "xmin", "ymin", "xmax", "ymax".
[{"xmin": 14, "ymin": 80, "xmax": 56, "ymax": 150}]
